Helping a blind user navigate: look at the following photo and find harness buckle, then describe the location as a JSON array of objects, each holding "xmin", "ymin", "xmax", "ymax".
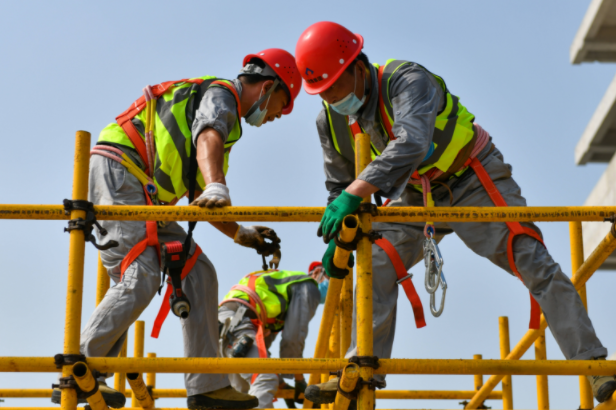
[{"xmin": 396, "ymin": 273, "xmax": 413, "ymax": 285}]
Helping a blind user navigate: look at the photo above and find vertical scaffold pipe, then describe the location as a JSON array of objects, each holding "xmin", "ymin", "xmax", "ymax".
[
  {"xmin": 473, "ymin": 355, "xmax": 483, "ymax": 392},
  {"xmin": 303, "ymin": 278, "xmax": 344, "ymax": 409},
  {"xmin": 115, "ymin": 337, "xmax": 128, "ymax": 394},
  {"xmin": 333, "ymin": 215, "xmax": 360, "ymax": 269},
  {"xmin": 570, "ymin": 221, "xmax": 594, "ymax": 410},
  {"xmin": 465, "ymin": 227, "xmax": 616, "ymax": 409},
  {"xmin": 340, "ymin": 273, "xmax": 353, "ymax": 356},
  {"xmin": 535, "ymin": 329, "xmax": 549, "ymax": 409},
  {"xmin": 95, "ymin": 253, "xmax": 109, "ymax": 307},
  {"xmin": 146, "ymin": 352, "xmax": 156, "ymax": 402},
  {"xmin": 499, "ymin": 317, "xmax": 513, "ymax": 409},
  {"xmin": 131, "ymin": 321, "xmax": 145, "ymax": 407},
  {"xmin": 71, "ymin": 362, "xmax": 109, "ymax": 410},
  {"xmin": 355, "ymin": 133, "xmax": 375, "ymax": 410},
  {"xmin": 328, "ymin": 308, "xmax": 342, "ymax": 409},
  {"xmin": 61, "ymin": 131, "xmax": 91, "ymax": 410},
  {"xmin": 126, "ymin": 373, "xmax": 154, "ymax": 409},
  {"xmin": 333, "ymin": 363, "xmax": 360, "ymax": 410}
]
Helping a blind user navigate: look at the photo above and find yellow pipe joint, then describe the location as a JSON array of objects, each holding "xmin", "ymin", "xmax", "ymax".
[
  {"xmin": 71, "ymin": 362, "xmax": 109, "ymax": 410},
  {"xmin": 333, "ymin": 215, "xmax": 359, "ymax": 270},
  {"xmin": 334, "ymin": 363, "xmax": 360, "ymax": 410},
  {"xmin": 126, "ymin": 373, "xmax": 155, "ymax": 409}
]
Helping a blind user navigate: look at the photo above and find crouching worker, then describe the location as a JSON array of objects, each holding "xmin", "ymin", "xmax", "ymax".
[
  {"xmin": 218, "ymin": 264, "xmax": 323, "ymax": 408},
  {"xmin": 52, "ymin": 48, "xmax": 300, "ymax": 410}
]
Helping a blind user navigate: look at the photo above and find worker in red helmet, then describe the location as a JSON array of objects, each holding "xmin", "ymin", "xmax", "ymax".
[
  {"xmin": 53, "ymin": 49, "xmax": 300, "ymax": 410},
  {"xmin": 295, "ymin": 21, "xmax": 615, "ymax": 405}
]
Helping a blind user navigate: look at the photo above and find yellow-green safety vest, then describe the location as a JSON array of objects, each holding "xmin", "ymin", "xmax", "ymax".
[
  {"xmin": 323, "ymin": 59, "xmax": 476, "ymax": 177},
  {"xmin": 98, "ymin": 76, "xmax": 242, "ymax": 203},
  {"xmin": 223, "ymin": 270, "xmax": 316, "ymax": 331}
]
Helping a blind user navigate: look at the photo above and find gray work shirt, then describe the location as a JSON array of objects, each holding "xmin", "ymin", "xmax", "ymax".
[
  {"xmin": 316, "ymin": 63, "xmax": 446, "ymax": 203},
  {"xmin": 191, "ymin": 78, "xmax": 242, "ymax": 145},
  {"xmin": 266, "ymin": 280, "xmax": 321, "ymax": 379}
]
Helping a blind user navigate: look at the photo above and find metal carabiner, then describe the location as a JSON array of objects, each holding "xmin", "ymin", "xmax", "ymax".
[
  {"xmin": 430, "ymin": 270, "xmax": 447, "ymax": 317},
  {"xmin": 423, "ymin": 234, "xmax": 444, "ymax": 294}
]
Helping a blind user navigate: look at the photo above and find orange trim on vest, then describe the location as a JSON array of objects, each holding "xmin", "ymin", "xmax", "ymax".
[
  {"xmin": 468, "ymin": 157, "xmax": 543, "ymax": 329},
  {"xmin": 375, "ymin": 238, "xmax": 426, "ymax": 328},
  {"xmin": 377, "ymin": 65, "xmax": 396, "ymax": 141},
  {"xmin": 211, "ymin": 80, "xmax": 243, "ymax": 118},
  {"xmin": 115, "ymin": 78, "xmax": 206, "ymax": 174},
  {"xmin": 151, "ymin": 245, "xmax": 203, "ymax": 338}
]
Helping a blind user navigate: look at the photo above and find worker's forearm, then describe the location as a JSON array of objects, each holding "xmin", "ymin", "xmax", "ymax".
[
  {"xmin": 196, "ymin": 128, "xmax": 226, "ymax": 185},
  {"xmin": 209, "ymin": 221, "xmax": 239, "ymax": 240},
  {"xmin": 345, "ymin": 178, "xmax": 380, "ymax": 199}
]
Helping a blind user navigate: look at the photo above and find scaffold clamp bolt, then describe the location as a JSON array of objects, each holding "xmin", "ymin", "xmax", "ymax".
[{"xmin": 348, "ymin": 355, "xmax": 380, "ymax": 369}]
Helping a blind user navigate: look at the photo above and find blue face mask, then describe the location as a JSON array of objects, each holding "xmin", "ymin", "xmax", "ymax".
[
  {"xmin": 330, "ymin": 67, "xmax": 366, "ymax": 116},
  {"xmin": 318, "ymin": 280, "xmax": 329, "ymax": 304}
]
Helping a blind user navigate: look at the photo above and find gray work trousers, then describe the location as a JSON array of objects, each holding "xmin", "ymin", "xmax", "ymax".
[
  {"xmin": 80, "ymin": 153, "xmax": 228, "ymax": 396},
  {"xmin": 219, "ymin": 306, "xmax": 279, "ymax": 408},
  {"xmin": 345, "ymin": 144, "xmax": 606, "ymax": 376}
]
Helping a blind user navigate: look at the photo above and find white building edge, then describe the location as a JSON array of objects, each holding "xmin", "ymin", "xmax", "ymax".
[{"xmin": 572, "ymin": 0, "xmax": 616, "ymax": 269}]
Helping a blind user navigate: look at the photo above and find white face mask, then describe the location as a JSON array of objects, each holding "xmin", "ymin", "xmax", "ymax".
[
  {"xmin": 330, "ymin": 66, "xmax": 366, "ymax": 116},
  {"xmin": 245, "ymin": 80, "xmax": 279, "ymax": 127}
]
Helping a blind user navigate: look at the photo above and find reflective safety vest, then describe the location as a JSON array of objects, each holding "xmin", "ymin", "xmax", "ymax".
[
  {"xmin": 222, "ymin": 270, "xmax": 317, "ymax": 332},
  {"xmin": 323, "ymin": 59, "xmax": 477, "ymax": 178},
  {"xmin": 98, "ymin": 76, "xmax": 242, "ymax": 203}
]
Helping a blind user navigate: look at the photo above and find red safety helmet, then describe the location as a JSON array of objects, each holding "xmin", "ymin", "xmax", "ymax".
[
  {"xmin": 295, "ymin": 22, "xmax": 364, "ymax": 95},
  {"xmin": 308, "ymin": 261, "xmax": 322, "ymax": 273},
  {"xmin": 242, "ymin": 48, "xmax": 300, "ymax": 115}
]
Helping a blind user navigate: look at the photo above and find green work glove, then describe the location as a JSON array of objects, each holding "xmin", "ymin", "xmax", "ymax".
[
  {"xmin": 317, "ymin": 190, "xmax": 363, "ymax": 243},
  {"xmin": 294, "ymin": 378, "xmax": 307, "ymax": 404},
  {"xmin": 322, "ymin": 240, "xmax": 355, "ymax": 279}
]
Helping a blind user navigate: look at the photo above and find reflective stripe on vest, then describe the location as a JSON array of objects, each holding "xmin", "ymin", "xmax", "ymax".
[
  {"xmin": 98, "ymin": 76, "xmax": 242, "ymax": 203},
  {"xmin": 223, "ymin": 270, "xmax": 317, "ymax": 331},
  {"xmin": 324, "ymin": 60, "xmax": 475, "ymax": 175}
]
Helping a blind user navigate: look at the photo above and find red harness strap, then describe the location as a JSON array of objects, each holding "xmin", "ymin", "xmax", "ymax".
[
  {"xmin": 120, "ymin": 188, "xmax": 161, "ymax": 279},
  {"xmin": 467, "ymin": 157, "xmax": 543, "ymax": 329},
  {"xmin": 151, "ymin": 245, "xmax": 203, "ymax": 338},
  {"xmin": 375, "ymin": 238, "xmax": 426, "ymax": 328},
  {"xmin": 247, "ymin": 274, "xmax": 269, "ymax": 383},
  {"xmin": 116, "ymin": 78, "xmax": 206, "ymax": 175}
]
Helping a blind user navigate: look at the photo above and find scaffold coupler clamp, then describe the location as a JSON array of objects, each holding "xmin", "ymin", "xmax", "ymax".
[
  {"xmin": 63, "ymin": 199, "xmax": 119, "ymax": 251},
  {"xmin": 423, "ymin": 228, "xmax": 447, "ymax": 317},
  {"xmin": 52, "ymin": 354, "xmax": 99, "ymax": 400},
  {"xmin": 604, "ymin": 213, "xmax": 616, "ymax": 237},
  {"xmin": 161, "ymin": 241, "xmax": 191, "ymax": 319},
  {"xmin": 358, "ymin": 202, "xmax": 379, "ymax": 216}
]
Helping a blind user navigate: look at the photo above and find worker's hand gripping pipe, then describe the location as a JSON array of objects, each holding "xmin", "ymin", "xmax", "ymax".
[
  {"xmin": 423, "ymin": 233, "xmax": 447, "ymax": 317},
  {"xmin": 333, "ymin": 215, "xmax": 360, "ymax": 269},
  {"xmin": 161, "ymin": 241, "xmax": 191, "ymax": 319},
  {"xmin": 126, "ymin": 373, "xmax": 155, "ymax": 409},
  {"xmin": 334, "ymin": 363, "xmax": 361, "ymax": 410},
  {"xmin": 71, "ymin": 362, "xmax": 109, "ymax": 410}
]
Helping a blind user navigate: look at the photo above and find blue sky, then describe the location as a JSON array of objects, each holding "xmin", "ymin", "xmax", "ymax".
[{"xmin": 1, "ymin": 1, "xmax": 615, "ymax": 409}]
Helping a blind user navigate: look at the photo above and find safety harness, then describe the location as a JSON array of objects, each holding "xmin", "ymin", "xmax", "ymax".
[
  {"xmin": 346, "ymin": 66, "xmax": 543, "ymax": 329},
  {"xmin": 219, "ymin": 271, "xmax": 280, "ymax": 382},
  {"xmin": 92, "ymin": 78, "xmax": 243, "ymax": 338}
]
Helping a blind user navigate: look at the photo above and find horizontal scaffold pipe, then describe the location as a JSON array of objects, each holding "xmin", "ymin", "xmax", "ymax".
[
  {"xmin": 3, "ymin": 357, "xmax": 616, "ymax": 376},
  {"xmin": 0, "ymin": 388, "xmax": 503, "ymax": 400},
  {"xmin": 1, "ymin": 205, "xmax": 616, "ymax": 223}
]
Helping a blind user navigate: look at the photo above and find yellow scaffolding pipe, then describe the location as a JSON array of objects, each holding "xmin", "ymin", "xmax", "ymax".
[
  {"xmin": 0, "ymin": 388, "xmax": 504, "ymax": 400},
  {"xmin": 355, "ymin": 133, "xmax": 375, "ymax": 410},
  {"xmin": 303, "ymin": 277, "xmax": 343, "ymax": 409},
  {"xmin": 465, "ymin": 224, "xmax": 616, "ymax": 408},
  {"xmin": 114, "ymin": 336, "xmax": 128, "ymax": 394},
  {"xmin": 60, "ymin": 130, "xmax": 91, "ymax": 410},
  {"xmin": 340, "ymin": 273, "xmax": 353, "ymax": 356},
  {"xmin": 5, "ymin": 356, "xmax": 616, "ymax": 375},
  {"xmin": 570, "ymin": 221, "xmax": 595, "ymax": 410},
  {"xmin": 146, "ymin": 352, "xmax": 156, "ymax": 404},
  {"xmin": 499, "ymin": 317, "xmax": 513, "ymax": 409},
  {"xmin": 131, "ymin": 320, "xmax": 145, "ymax": 407},
  {"xmin": 473, "ymin": 354, "xmax": 483, "ymax": 392},
  {"xmin": 95, "ymin": 253, "xmax": 109, "ymax": 306},
  {"xmin": 595, "ymin": 391, "xmax": 616, "ymax": 410},
  {"xmin": 535, "ymin": 328, "xmax": 549, "ymax": 409},
  {"xmin": 3, "ymin": 204, "xmax": 616, "ymax": 223}
]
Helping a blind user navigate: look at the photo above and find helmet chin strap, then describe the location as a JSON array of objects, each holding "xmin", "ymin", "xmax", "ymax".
[{"xmin": 244, "ymin": 78, "xmax": 281, "ymax": 118}]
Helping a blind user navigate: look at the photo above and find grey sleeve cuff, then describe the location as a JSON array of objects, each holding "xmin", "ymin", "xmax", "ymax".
[{"xmin": 191, "ymin": 86, "xmax": 239, "ymax": 145}]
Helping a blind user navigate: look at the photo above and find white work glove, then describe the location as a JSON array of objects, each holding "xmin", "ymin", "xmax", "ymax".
[{"xmin": 190, "ymin": 182, "xmax": 231, "ymax": 208}]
